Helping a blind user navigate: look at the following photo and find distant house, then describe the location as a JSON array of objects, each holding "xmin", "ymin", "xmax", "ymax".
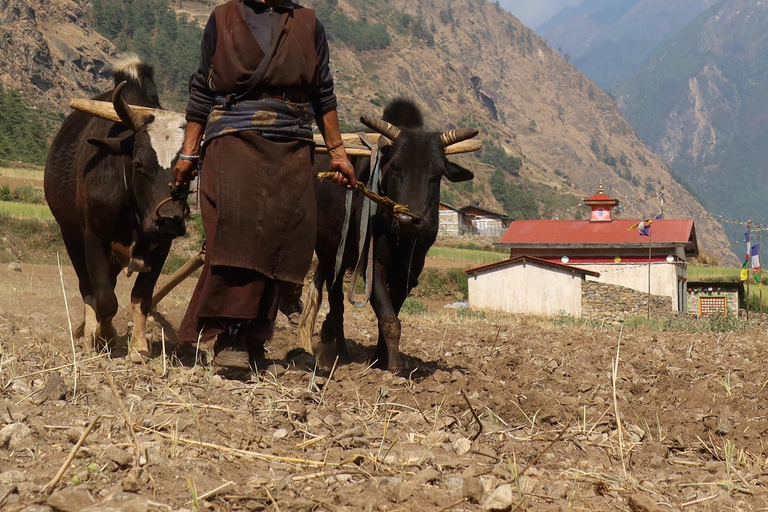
[
  {"xmin": 459, "ymin": 206, "xmax": 512, "ymax": 237},
  {"xmin": 438, "ymin": 203, "xmax": 511, "ymax": 236},
  {"xmin": 466, "ymin": 184, "xmax": 699, "ymax": 319}
]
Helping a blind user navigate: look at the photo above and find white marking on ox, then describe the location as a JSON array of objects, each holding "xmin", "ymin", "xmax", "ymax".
[{"xmin": 147, "ymin": 111, "xmax": 186, "ymax": 169}]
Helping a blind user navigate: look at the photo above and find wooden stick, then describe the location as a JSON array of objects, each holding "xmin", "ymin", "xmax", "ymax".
[
  {"xmin": 316, "ymin": 172, "xmax": 414, "ymax": 219},
  {"xmin": 136, "ymin": 425, "xmax": 362, "ymax": 467},
  {"xmin": 43, "ymin": 414, "xmax": 101, "ymax": 494},
  {"xmin": 193, "ymin": 481, "xmax": 235, "ymax": 503},
  {"xmin": 460, "ymin": 389, "xmax": 483, "ymax": 442},
  {"xmin": 4, "ymin": 354, "xmax": 108, "ymax": 388},
  {"xmin": 106, "ymin": 370, "xmax": 145, "ymax": 466},
  {"xmin": 152, "ymin": 250, "xmax": 205, "ymax": 308}
]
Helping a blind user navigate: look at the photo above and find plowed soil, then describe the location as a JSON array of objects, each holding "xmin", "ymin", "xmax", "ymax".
[{"xmin": 1, "ymin": 263, "xmax": 767, "ymax": 511}]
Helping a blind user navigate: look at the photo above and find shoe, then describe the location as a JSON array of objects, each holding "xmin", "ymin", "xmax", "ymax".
[{"xmin": 213, "ymin": 346, "xmax": 251, "ymax": 370}]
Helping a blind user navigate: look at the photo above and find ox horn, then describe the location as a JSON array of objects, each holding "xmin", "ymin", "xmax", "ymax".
[
  {"xmin": 112, "ymin": 81, "xmax": 153, "ymax": 132},
  {"xmin": 360, "ymin": 116, "xmax": 401, "ymax": 141},
  {"xmin": 440, "ymin": 128, "xmax": 479, "ymax": 147}
]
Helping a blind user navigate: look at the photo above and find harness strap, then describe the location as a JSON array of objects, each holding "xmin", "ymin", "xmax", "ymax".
[{"xmin": 347, "ymin": 134, "xmax": 380, "ymax": 308}]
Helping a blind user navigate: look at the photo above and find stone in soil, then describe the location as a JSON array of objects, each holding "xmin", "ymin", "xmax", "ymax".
[
  {"xmin": 627, "ymin": 493, "xmax": 663, "ymax": 512},
  {"xmin": 414, "ymin": 467, "xmax": 441, "ymax": 484},
  {"xmin": 0, "ymin": 423, "xmax": 31, "ymax": 450},
  {"xmin": 463, "ymin": 476, "xmax": 484, "ymax": 504},
  {"xmin": 47, "ymin": 487, "xmax": 96, "ymax": 512},
  {"xmin": 81, "ymin": 490, "xmax": 149, "ymax": 512},
  {"xmin": 104, "ymin": 446, "xmax": 133, "ymax": 468},
  {"xmin": 452, "ymin": 437, "xmax": 472, "ymax": 455},
  {"xmin": 33, "ymin": 371, "xmax": 69, "ymax": 404},
  {"xmin": 390, "ymin": 481, "xmax": 416, "ymax": 503},
  {"xmin": 483, "ymin": 483, "xmax": 516, "ymax": 512},
  {"xmin": 8, "ymin": 262, "xmax": 21, "ymax": 272}
]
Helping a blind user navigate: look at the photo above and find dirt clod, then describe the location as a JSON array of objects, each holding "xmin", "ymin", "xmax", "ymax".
[
  {"xmin": 627, "ymin": 493, "xmax": 663, "ymax": 512},
  {"xmin": 415, "ymin": 466, "xmax": 441, "ymax": 484},
  {"xmin": 463, "ymin": 476, "xmax": 484, "ymax": 503},
  {"xmin": 453, "ymin": 437, "xmax": 472, "ymax": 455},
  {"xmin": 47, "ymin": 488, "xmax": 95, "ymax": 512},
  {"xmin": 104, "ymin": 446, "xmax": 132, "ymax": 468},
  {"xmin": 0, "ymin": 422, "xmax": 31, "ymax": 450}
]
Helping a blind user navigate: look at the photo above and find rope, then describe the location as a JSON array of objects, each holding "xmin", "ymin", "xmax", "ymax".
[{"xmin": 316, "ymin": 171, "xmax": 414, "ymax": 219}]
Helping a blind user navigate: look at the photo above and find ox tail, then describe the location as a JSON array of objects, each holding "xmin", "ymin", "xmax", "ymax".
[{"xmin": 298, "ymin": 267, "xmax": 324, "ymax": 354}]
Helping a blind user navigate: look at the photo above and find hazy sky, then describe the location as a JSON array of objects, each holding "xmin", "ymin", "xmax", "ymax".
[{"xmin": 498, "ymin": 0, "xmax": 583, "ymax": 29}]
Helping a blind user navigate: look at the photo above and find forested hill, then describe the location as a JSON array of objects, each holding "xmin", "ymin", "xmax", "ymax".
[
  {"xmin": 616, "ymin": 0, "xmax": 768, "ymax": 245},
  {"xmin": 0, "ymin": 0, "xmax": 737, "ymax": 262}
]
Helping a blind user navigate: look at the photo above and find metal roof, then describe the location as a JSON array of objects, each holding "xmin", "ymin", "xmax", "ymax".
[
  {"xmin": 465, "ymin": 255, "xmax": 601, "ymax": 277},
  {"xmin": 498, "ymin": 219, "xmax": 697, "ymax": 253}
]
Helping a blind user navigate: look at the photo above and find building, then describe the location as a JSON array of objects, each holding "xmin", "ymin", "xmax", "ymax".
[
  {"xmin": 438, "ymin": 203, "xmax": 512, "ymax": 236},
  {"xmin": 466, "ymin": 256, "xmax": 599, "ymax": 317},
  {"xmin": 686, "ymin": 282, "xmax": 743, "ymax": 317},
  {"xmin": 459, "ymin": 206, "xmax": 512, "ymax": 237},
  {"xmin": 466, "ymin": 184, "xmax": 699, "ymax": 318}
]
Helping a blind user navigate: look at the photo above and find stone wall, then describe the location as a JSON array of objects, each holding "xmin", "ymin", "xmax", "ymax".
[{"xmin": 581, "ymin": 281, "xmax": 673, "ymax": 324}]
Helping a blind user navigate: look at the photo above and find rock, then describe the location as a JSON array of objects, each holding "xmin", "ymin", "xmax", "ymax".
[
  {"xmin": 245, "ymin": 501, "xmax": 265, "ymax": 512},
  {"xmin": 463, "ymin": 476, "xmax": 484, "ymax": 504},
  {"xmin": 104, "ymin": 446, "xmax": 133, "ymax": 468},
  {"xmin": 627, "ymin": 493, "xmax": 663, "ymax": 512},
  {"xmin": 8, "ymin": 262, "xmax": 21, "ymax": 272},
  {"xmin": 47, "ymin": 488, "xmax": 96, "ymax": 512},
  {"xmin": 389, "ymin": 481, "xmax": 416, "ymax": 503},
  {"xmin": 452, "ymin": 437, "xmax": 472, "ymax": 455},
  {"xmin": 444, "ymin": 476, "xmax": 463, "ymax": 492},
  {"xmin": 0, "ymin": 470, "xmax": 26, "ymax": 483},
  {"xmin": 121, "ymin": 468, "xmax": 148, "ymax": 493},
  {"xmin": 414, "ymin": 467, "xmax": 441, "ymax": 484},
  {"xmin": 33, "ymin": 372, "xmax": 69, "ymax": 405},
  {"xmin": 0, "ymin": 423, "xmax": 31, "ymax": 450},
  {"xmin": 273, "ymin": 428, "xmax": 289, "ymax": 439},
  {"xmin": 265, "ymin": 364, "xmax": 286, "ymax": 378},
  {"xmin": 483, "ymin": 484, "xmax": 515, "ymax": 512},
  {"xmin": 20, "ymin": 506, "xmax": 53, "ymax": 512},
  {"xmin": 82, "ymin": 491, "xmax": 149, "ymax": 512},
  {"xmin": 716, "ymin": 408, "xmax": 733, "ymax": 436}
]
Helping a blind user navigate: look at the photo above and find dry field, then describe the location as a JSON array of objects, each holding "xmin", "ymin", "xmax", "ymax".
[{"xmin": 1, "ymin": 262, "xmax": 768, "ymax": 512}]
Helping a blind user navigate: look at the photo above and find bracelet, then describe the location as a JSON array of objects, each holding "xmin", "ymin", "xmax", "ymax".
[
  {"xmin": 326, "ymin": 141, "xmax": 345, "ymax": 151},
  {"xmin": 178, "ymin": 154, "xmax": 199, "ymax": 161}
]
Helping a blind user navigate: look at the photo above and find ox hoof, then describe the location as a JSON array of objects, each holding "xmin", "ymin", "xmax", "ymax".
[
  {"xmin": 128, "ymin": 258, "xmax": 151, "ymax": 273},
  {"xmin": 129, "ymin": 349, "xmax": 150, "ymax": 364}
]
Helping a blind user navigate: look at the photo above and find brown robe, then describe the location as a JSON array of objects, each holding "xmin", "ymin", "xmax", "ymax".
[{"xmin": 178, "ymin": 0, "xmax": 321, "ymax": 346}]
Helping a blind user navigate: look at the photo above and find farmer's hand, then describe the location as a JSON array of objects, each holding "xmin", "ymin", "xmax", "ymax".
[
  {"xmin": 329, "ymin": 145, "xmax": 357, "ymax": 189},
  {"xmin": 174, "ymin": 158, "xmax": 198, "ymax": 187}
]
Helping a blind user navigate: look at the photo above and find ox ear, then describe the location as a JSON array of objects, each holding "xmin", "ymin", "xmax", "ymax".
[
  {"xmin": 87, "ymin": 136, "xmax": 134, "ymax": 156},
  {"xmin": 444, "ymin": 162, "xmax": 474, "ymax": 183}
]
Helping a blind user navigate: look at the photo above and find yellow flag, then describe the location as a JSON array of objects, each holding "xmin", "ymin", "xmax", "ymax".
[{"xmin": 740, "ymin": 268, "xmax": 749, "ymax": 281}]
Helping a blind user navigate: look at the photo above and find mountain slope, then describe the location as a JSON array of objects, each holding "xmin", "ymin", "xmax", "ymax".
[
  {"xmin": 538, "ymin": 0, "xmax": 718, "ymax": 90},
  {"xmin": 0, "ymin": 0, "xmax": 737, "ymax": 263},
  {"xmin": 616, "ymin": 0, "xmax": 768, "ymax": 245}
]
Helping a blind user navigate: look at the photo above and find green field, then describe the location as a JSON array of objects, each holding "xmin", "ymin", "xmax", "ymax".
[
  {"xmin": 0, "ymin": 202, "xmax": 52, "ymax": 219},
  {"xmin": 0, "ymin": 166, "xmax": 44, "ymax": 180},
  {"xmin": 426, "ymin": 246, "xmax": 507, "ymax": 266}
]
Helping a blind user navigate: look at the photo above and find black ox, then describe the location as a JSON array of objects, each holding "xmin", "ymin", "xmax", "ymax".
[
  {"xmin": 299, "ymin": 99, "xmax": 477, "ymax": 374},
  {"xmin": 44, "ymin": 59, "xmax": 186, "ymax": 361}
]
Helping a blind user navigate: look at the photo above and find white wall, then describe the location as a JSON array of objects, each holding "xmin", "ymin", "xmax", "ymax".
[
  {"xmin": 468, "ymin": 263, "xmax": 584, "ymax": 317},
  {"xmin": 579, "ymin": 262, "xmax": 686, "ymax": 311}
]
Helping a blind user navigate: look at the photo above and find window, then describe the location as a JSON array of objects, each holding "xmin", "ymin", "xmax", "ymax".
[{"xmin": 699, "ymin": 296, "xmax": 727, "ymax": 317}]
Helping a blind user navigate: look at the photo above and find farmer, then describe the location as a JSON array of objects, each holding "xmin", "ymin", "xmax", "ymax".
[{"xmin": 173, "ymin": 0, "xmax": 356, "ymax": 371}]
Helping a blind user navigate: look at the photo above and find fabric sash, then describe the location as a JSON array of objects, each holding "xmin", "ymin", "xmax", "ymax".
[{"xmin": 203, "ymin": 97, "xmax": 315, "ymax": 146}]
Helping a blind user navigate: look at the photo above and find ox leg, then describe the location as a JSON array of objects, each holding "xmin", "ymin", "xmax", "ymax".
[
  {"xmin": 129, "ymin": 242, "xmax": 171, "ymax": 363},
  {"xmin": 84, "ymin": 237, "xmax": 118, "ymax": 350},
  {"xmin": 61, "ymin": 236, "xmax": 98, "ymax": 348},
  {"xmin": 370, "ymin": 262, "xmax": 404, "ymax": 375},
  {"xmin": 317, "ymin": 274, "xmax": 350, "ymax": 367}
]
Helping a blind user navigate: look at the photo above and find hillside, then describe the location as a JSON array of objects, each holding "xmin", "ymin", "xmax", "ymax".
[
  {"xmin": 616, "ymin": 0, "xmax": 768, "ymax": 246},
  {"xmin": 0, "ymin": 0, "xmax": 738, "ymax": 263},
  {"xmin": 538, "ymin": 0, "xmax": 718, "ymax": 90}
]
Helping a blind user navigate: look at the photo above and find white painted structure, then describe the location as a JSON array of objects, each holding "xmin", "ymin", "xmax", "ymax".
[{"xmin": 466, "ymin": 256, "xmax": 599, "ymax": 317}]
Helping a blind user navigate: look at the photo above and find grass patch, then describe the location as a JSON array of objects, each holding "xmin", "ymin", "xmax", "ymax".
[
  {"xmin": 427, "ymin": 246, "xmax": 506, "ymax": 266},
  {"xmin": 0, "ymin": 166, "xmax": 44, "ymax": 180},
  {"xmin": 0, "ymin": 214, "xmax": 64, "ymax": 264},
  {"xmin": 688, "ymin": 265, "xmax": 742, "ymax": 283},
  {"xmin": 401, "ymin": 298, "xmax": 428, "ymax": 315},
  {"xmin": 457, "ymin": 308, "xmax": 485, "ymax": 319},
  {"xmin": 622, "ymin": 314, "xmax": 748, "ymax": 333},
  {"xmin": 418, "ymin": 268, "xmax": 469, "ymax": 299},
  {"xmin": 0, "ymin": 202, "xmax": 52, "ymax": 219},
  {"xmin": 161, "ymin": 253, "xmax": 190, "ymax": 275}
]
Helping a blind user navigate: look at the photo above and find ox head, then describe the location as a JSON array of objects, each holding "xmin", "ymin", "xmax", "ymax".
[
  {"xmin": 361, "ymin": 103, "xmax": 476, "ymax": 238},
  {"xmin": 87, "ymin": 82, "xmax": 187, "ymax": 241}
]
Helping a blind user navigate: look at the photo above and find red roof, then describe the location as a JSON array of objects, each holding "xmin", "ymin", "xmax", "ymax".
[
  {"xmin": 465, "ymin": 255, "xmax": 600, "ymax": 277},
  {"xmin": 498, "ymin": 219, "xmax": 696, "ymax": 247},
  {"xmin": 584, "ymin": 192, "xmax": 618, "ymax": 204}
]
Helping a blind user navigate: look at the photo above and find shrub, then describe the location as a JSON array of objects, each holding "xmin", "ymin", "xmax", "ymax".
[{"xmin": 401, "ymin": 298, "xmax": 428, "ymax": 315}]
